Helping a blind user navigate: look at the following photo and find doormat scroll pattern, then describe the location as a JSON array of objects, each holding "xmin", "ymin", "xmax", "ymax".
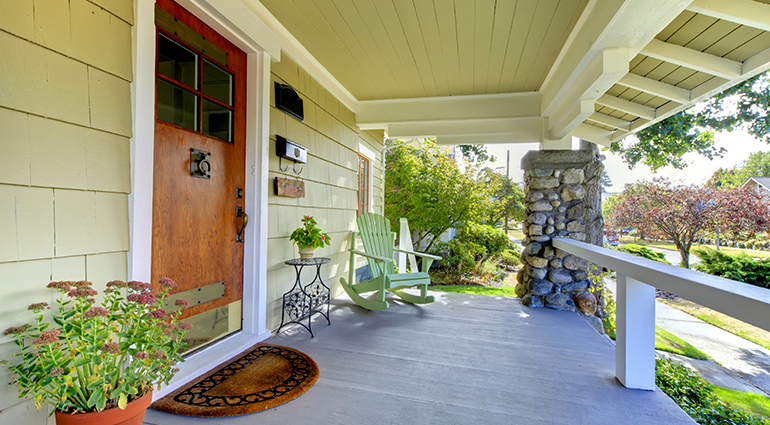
[{"xmin": 151, "ymin": 344, "xmax": 319, "ymax": 417}]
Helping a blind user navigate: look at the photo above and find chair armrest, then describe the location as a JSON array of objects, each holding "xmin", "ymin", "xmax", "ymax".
[
  {"xmin": 393, "ymin": 248, "xmax": 442, "ymax": 261},
  {"xmin": 349, "ymin": 249, "xmax": 393, "ymax": 263}
]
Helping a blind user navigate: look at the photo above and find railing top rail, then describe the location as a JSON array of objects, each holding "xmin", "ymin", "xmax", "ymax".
[{"xmin": 553, "ymin": 238, "xmax": 770, "ymax": 333}]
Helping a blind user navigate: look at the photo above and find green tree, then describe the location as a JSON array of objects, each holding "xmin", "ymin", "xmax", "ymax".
[
  {"xmin": 478, "ymin": 168, "xmax": 526, "ymax": 227},
  {"xmin": 384, "ymin": 139, "xmax": 488, "ymax": 253},
  {"xmin": 610, "ymin": 71, "xmax": 770, "ymax": 171},
  {"xmin": 601, "ymin": 194, "xmax": 621, "ymax": 224},
  {"xmin": 707, "ymin": 151, "xmax": 770, "ymax": 188}
]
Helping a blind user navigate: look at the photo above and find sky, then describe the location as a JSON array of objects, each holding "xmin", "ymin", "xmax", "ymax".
[{"xmin": 483, "ymin": 130, "xmax": 770, "ymax": 191}]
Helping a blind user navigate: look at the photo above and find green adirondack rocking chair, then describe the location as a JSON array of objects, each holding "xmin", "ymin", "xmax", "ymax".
[{"xmin": 339, "ymin": 213, "xmax": 441, "ymax": 311}]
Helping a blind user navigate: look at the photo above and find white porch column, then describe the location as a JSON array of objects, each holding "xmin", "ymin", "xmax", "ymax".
[{"xmin": 616, "ymin": 273, "xmax": 656, "ymax": 390}]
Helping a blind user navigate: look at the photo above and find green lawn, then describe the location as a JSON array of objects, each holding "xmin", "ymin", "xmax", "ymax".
[
  {"xmin": 713, "ymin": 386, "xmax": 770, "ymax": 420},
  {"xmin": 660, "ymin": 298, "xmax": 770, "ymax": 351},
  {"xmin": 430, "ymin": 285, "xmax": 518, "ymax": 297},
  {"xmin": 655, "ymin": 327, "xmax": 709, "ymax": 360}
]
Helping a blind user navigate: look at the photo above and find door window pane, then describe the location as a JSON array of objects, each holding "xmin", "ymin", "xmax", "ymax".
[
  {"xmin": 157, "ymin": 78, "xmax": 197, "ymax": 131},
  {"xmin": 202, "ymin": 99, "xmax": 232, "ymax": 142},
  {"xmin": 158, "ymin": 33, "xmax": 198, "ymax": 89},
  {"xmin": 202, "ymin": 59, "xmax": 233, "ymax": 106}
]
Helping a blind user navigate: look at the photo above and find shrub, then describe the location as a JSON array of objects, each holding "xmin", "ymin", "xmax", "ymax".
[
  {"xmin": 656, "ymin": 357, "xmax": 768, "ymax": 425},
  {"xmin": 435, "ymin": 239, "xmax": 484, "ymax": 274},
  {"xmin": 693, "ymin": 248, "xmax": 770, "ymax": 289},
  {"xmin": 618, "ymin": 244, "xmax": 670, "ymax": 264},
  {"xmin": 460, "ymin": 223, "xmax": 510, "ymax": 258},
  {"xmin": 499, "ymin": 249, "xmax": 520, "ymax": 267}
]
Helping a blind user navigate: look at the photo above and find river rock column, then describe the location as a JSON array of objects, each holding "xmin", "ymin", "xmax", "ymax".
[{"xmin": 515, "ymin": 149, "xmax": 604, "ymax": 313}]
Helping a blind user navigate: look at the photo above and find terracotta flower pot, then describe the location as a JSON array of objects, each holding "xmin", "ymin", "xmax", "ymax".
[
  {"xmin": 55, "ymin": 392, "xmax": 152, "ymax": 425},
  {"xmin": 298, "ymin": 246, "xmax": 316, "ymax": 259}
]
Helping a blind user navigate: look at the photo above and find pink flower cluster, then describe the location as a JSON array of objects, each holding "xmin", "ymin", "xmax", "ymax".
[
  {"xmin": 159, "ymin": 277, "xmax": 177, "ymax": 289},
  {"xmin": 83, "ymin": 307, "xmax": 109, "ymax": 319},
  {"xmin": 178, "ymin": 322, "xmax": 193, "ymax": 330},
  {"xmin": 100, "ymin": 342, "xmax": 120, "ymax": 355},
  {"xmin": 128, "ymin": 281, "xmax": 152, "ymax": 292},
  {"xmin": 32, "ymin": 329, "xmax": 60, "ymax": 346},
  {"xmin": 147, "ymin": 308, "xmax": 167, "ymax": 319},
  {"xmin": 134, "ymin": 351, "xmax": 150, "ymax": 360},
  {"xmin": 127, "ymin": 293, "xmax": 156, "ymax": 305},
  {"xmin": 47, "ymin": 281, "xmax": 72, "ymax": 292},
  {"xmin": 3, "ymin": 324, "xmax": 30, "ymax": 336},
  {"xmin": 153, "ymin": 350, "xmax": 166, "ymax": 359},
  {"xmin": 174, "ymin": 299, "xmax": 190, "ymax": 309},
  {"xmin": 67, "ymin": 287, "xmax": 98, "ymax": 299},
  {"xmin": 27, "ymin": 302, "xmax": 49, "ymax": 313}
]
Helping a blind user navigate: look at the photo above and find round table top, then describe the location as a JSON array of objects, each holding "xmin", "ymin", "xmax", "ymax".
[{"xmin": 284, "ymin": 257, "xmax": 331, "ymax": 266}]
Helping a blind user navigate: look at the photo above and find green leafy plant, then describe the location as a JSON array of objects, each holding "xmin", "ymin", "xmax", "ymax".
[
  {"xmin": 499, "ymin": 249, "xmax": 520, "ymax": 267},
  {"xmin": 289, "ymin": 215, "xmax": 331, "ymax": 249},
  {"xmin": 2, "ymin": 279, "xmax": 191, "ymax": 414},
  {"xmin": 618, "ymin": 243, "xmax": 670, "ymax": 264},
  {"xmin": 656, "ymin": 357, "xmax": 768, "ymax": 424},
  {"xmin": 693, "ymin": 248, "xmax": 770, "ymax": 289}
]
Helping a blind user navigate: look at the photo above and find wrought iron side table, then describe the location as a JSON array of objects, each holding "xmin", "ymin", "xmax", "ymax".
[{"xmin": 278, "ymin": 257, "xmax": 331, "ymax": 337}]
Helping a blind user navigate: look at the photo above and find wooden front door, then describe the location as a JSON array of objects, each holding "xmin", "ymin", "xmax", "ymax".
[{"xmin": 151, "ymin": 0, "xmax": 247, "ymax": 343}]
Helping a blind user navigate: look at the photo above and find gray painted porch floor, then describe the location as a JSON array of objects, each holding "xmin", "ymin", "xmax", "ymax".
[{"xmin": 143, "ymin": 292, "xmax": 695, "ymax": 425}]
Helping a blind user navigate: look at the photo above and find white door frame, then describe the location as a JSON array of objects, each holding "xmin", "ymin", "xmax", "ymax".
[{"xmin": 128, "ymin": 0, "xmax": 279, "ymax": 397}]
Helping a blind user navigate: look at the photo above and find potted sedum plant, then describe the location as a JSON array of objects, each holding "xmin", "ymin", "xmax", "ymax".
[
  {"xmin": 2, "ymin": 278, "xmax": 192, "ymax": 425},
  {"xmin": 290, "ymin": 215, "xmax": 331, "ymax": 259}
]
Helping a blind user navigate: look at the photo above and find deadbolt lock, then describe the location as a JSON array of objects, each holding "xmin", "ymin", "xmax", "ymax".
[{"xmin": 190, "ymin": 148, "xmax": 211, "ymax": 179}]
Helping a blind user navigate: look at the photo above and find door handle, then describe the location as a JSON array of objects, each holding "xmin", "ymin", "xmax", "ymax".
[{"xmin": 236, "ymin": 207, "xmax": 248, "ymax": 243}]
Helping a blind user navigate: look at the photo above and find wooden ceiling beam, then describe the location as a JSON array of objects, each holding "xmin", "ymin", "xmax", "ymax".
[
  {"xmin": 617, "ymin": 73, "xmax": 690, "ymax": 104},
  {"xmin": 596, "ymin": 95, "xmax": 656, "ymax": 120},
  {"xmin": 386, "ymin": 117, "xmax": 542, "ymax": 141},
  {"xmin": 569, "ymin": 123, "xmax": 615, "ymax": 147},
  {"xmin": 641, "ymin": 39, "xmax": 742, "ymax": 79},
  {"xmin": 687, "ymin": 0, "xmax": 770, "ymax": 33}
]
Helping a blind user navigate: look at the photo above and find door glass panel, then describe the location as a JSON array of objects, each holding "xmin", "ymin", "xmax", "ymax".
[
  {"xmin": 202, "ymin": 59, "xmax": 232, "ymax": 105},
  {"xmin": 158, "ymin": 33, "xmax": 198, "ymax": 89},
  {"xmin": 202, "ymin": 99, "xmax": 232, "ymax": 142},
  {"xmin": 182, "ymin": 300, "xmax": 241, "ymax": 355},
  {"xmin": 157, "ymin": 78, "xmax": 197, "ymax": 131}
]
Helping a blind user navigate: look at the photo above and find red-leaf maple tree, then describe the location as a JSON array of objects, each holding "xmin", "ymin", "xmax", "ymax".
[{"xmin": 609, "ymin": 178, "xmax": 770, "ymax": 268}]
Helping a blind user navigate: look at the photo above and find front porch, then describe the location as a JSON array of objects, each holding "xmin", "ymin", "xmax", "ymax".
[{"xmin": 144, "ymin": 292, "xmax": 694, "ymax": 424}]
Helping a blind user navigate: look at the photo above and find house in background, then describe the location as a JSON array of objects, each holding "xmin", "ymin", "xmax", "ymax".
[
  {"xmin": 742, "ymin": 176, "xmax": 770, "ymax": 201},
  {"xmin": 2, "ymin": 0, "xmax": 770, "ymax": 422}
]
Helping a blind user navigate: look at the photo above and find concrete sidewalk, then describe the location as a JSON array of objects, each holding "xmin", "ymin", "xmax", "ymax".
[{"xmin": 656, "ymin": 301, "xmax": 770, "ymax": 395}]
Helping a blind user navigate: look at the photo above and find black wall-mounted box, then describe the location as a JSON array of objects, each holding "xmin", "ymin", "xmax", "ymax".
[
  {"xmin": 275, "ymin": 82, "xmax": 304, "ymax": 121},
  {"xmin": 276, "ymin": 135, "xmax": 308, "ymax": 164}
]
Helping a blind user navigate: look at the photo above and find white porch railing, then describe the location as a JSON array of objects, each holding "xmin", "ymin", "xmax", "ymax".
[{"xmin": 552, "ymin": 238, "xmax": 770, "ymax": 390}]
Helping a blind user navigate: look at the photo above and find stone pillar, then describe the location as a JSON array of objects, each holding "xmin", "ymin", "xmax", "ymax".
[{"xmin": 515, "ymin": 149, "xmax": 604, "ymax": 313}]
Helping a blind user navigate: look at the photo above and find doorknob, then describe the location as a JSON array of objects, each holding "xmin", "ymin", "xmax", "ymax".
[{"xmin": 236, "ymin": 207, "xmax": 248, "ymax": 242}]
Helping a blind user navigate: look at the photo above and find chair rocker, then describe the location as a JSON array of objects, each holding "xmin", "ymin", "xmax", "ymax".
[{"xmin": 339, "ymin": 213, "xmax": 441, "ymax": 311}]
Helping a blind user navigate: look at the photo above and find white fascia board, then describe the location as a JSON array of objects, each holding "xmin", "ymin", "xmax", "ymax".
[
  {"xmin": 355, "ymin": 92, "xmax": 540, "ymax": 127},
  {"xmin": 242, "ymin": 0, "xmax": 358, "ymax": 112},
  {"xmin": 570, "ymin": 123, "xmax": 615, "ymax": 147},
  {"xmin": 386, "ymin": 117, "xmax": 542, "ymax": 140},
  {"xmin": 641, "ymin": 39, "xmax": 742, "ymax": 80},
  {"xmin": 550, "ymin": 99, "xmax": 596, "ymax": 140},
  {"xmin": 687, "ymin": 0, "xmax": 770, "ymax": 33},
  {"xmin": 541, "ymin": 0, "xmax": 692, "ymax": 117},
  {"xmin": 618, "ymin": 73, "xmax": 690, "ymax": 104},
  {"xmin": 175, "ymin": 0, "xmax": 279, "ymax": 58},
  {"xmin": 596, "ymin": 94, "xmax": 656, "ymax": 120},
  {"xmin": 436, "ymin": 133, "xmax": 541, "ymax": 145}
]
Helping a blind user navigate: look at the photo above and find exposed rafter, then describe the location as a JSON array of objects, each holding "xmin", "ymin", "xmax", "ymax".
[
  {"xmin": 617, "ymin": 73, "xmax": 690, "ymax": 104},
  {"xmin": 588, "ymin": 112, "xmax": 636, "ymax": 132},
  {"xmin": 550, "ymin": 99, "xmax": 595, "ymax": 139},
  {"xmin": 570, "ymin": 123, "xmax": 615, "ymax": 147},
  {"xmin": 596, "ymin": 95, "xmax": 656, "ymax": 120},
  {"xmin": 687, "ymin": 0, "xmax": 770, "ymax": 32},
  {"xmin": 640, "ymin": 39, "xmax": 742, "ymax": 79}
]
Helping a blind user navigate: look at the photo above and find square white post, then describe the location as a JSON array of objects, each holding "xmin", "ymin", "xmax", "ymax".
[{"xmin": 615, "ymin": 273, "xmax": 656, "ymax": 390}]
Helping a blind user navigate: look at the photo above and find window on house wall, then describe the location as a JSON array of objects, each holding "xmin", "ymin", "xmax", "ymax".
[{"xmin": 358, "ymin": 154, "xmax": 370, "ymax": 216}]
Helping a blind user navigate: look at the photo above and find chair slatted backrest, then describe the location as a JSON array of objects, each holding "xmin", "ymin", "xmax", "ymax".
[{"xmin": 357, "ymin": 213, "xmax": 395, "ymax": 278}]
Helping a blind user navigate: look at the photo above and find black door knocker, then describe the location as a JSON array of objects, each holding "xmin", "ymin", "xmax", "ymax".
[{"xmin": 190, "ymin": 148, "xmax": 211, "ymax": 179}]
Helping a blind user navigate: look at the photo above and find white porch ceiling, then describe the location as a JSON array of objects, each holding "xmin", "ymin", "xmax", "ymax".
[{"xmin": 248, "ymin": 0, "xmax": 770, "ymax": 147}]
